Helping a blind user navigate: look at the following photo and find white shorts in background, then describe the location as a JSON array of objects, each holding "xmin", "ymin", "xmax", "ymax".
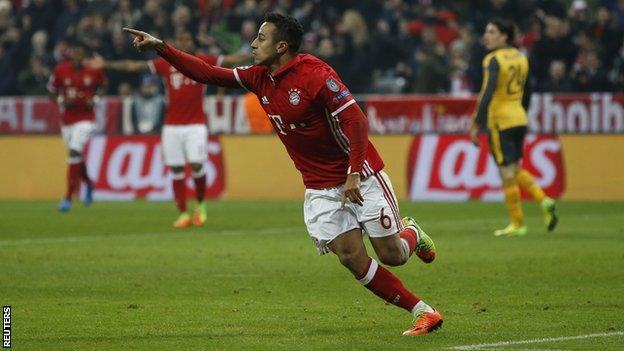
[
  {"xmin": 61, "ymin": 120, "xmax": 95, "ymax": 153},
  {"xmin": 161, "ymin": 124, "xmax": 208, "ymax": 166},
  {"xmin": 304, "ymin": 170, "xmax": 404, "ymax": 255}
]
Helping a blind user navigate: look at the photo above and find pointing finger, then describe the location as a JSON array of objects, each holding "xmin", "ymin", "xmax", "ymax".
[{"xmin": 123, "ymin": 28, "xmax": 145, "ymax": 37}]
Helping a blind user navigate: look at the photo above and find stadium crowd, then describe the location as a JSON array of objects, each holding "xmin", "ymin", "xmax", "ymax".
[{"xmin": 1, "ymin": 0, "xmax": 623, "ymax": 97}]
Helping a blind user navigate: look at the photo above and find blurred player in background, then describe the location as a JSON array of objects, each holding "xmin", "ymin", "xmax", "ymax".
[
  {"xmin": 48, "ymin": 40, "xmax": 106, "ymax": 212},
  {"xmin": 123, "ymin": 13, "xmax": 443, "ymax": 336},
  {"xmin": 471, "ymin": 19, "xmax": 558, "ymax": 237},
  {"xmin": 89, "ymin": 31, "xmax": 249, "ymax": 228}
]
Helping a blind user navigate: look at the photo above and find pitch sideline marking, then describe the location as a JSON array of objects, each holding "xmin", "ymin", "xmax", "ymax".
[{"xmin": 448, "ymin": 331, "xmax": 624, "ymax": 350}]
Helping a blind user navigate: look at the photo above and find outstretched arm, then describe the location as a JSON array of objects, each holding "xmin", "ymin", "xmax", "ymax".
[
  {"xmin": 221, "ymin": 53, "xmax": 252, "ymax": 68},
  {"xmin": 107, "ymin": 60, "xmax": 150, "ymax": 72},
  {"xmin": 123, "ymin": 27, "xmax": 241, "ymax": 88},
  {"xmin": 83, "ymin": 54, "xmax": 149, "ymax": 72}
]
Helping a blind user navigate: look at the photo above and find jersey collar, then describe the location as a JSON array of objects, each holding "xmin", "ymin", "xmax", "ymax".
[{"xmin": 270, "ymin": 54, "xmax": 303, "ymax": 80}]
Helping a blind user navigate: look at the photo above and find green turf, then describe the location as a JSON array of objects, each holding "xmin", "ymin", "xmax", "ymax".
[{"xmin": 1, "ymin": 200, "xmax": 623, "ymax": 350}]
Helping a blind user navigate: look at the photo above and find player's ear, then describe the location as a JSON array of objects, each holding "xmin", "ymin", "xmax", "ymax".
[{"xmin": 276, "ymin": 41, "xmax": 288, "ymax": 54}]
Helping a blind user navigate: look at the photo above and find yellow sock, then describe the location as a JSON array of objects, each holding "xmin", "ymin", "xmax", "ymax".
[
  {"xmin": 516, "ymin": 169, "xmax": 546, "ymax": 203},
  {"xmin": 503, "ymin": 178, "xmax": 523, "ymax": 226}
]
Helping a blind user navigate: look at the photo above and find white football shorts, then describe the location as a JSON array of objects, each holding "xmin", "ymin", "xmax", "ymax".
[
  {"xmin": 161, "ymin": 124, "xmax": 208, "ymax": 166},
  {"xmin": 304, "ymin": 170, "xmax": 404, "ymax": 255},
  {"xmin": 61, "ymin": 120, "xmax": 95, "ymax": 153}
]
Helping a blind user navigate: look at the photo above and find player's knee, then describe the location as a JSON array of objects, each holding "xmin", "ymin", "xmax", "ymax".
[
  {"xmin": 170, "ymin": 166, "xmax": 184, "ymax": 175},
  {"xmin": 336, "ymin": 250, "xmax": 367, "ymax": 273},
  {"xmin": 378, "ymin": 249, "xmax": 406, "ymax": 267},
  {"xmin": 69, "ymin": 149, "xmax": 82, "ymax": 158},
  {"xmin": 190, "ymin": 163, "xmax": 204, "ymax": 177}
]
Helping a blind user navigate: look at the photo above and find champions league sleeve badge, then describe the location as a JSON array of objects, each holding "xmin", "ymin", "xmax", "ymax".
[{"xmin": 326, "ymin": 77, "xmax": 340, "ymax": 92}]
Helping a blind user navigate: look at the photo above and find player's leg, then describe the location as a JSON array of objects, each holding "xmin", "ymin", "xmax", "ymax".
[
  {"xmin": 185, "ymin": 125, "xmax": 208, "ymax": 226},
  {"xmin": 72, "ymin": 121, "xmax": 96, "ymax": 206},
  {"xmin": 513, "ymin": 130, "xmax": 558, "ymax": 231},
  {"xmin": 329, "ymin": 229, "xmax": 442, "ymax": 336},
  {"xmin": 490, "ymin": 128, "xmax": 526, "ymax": 236},
  {"xmin": 59, "ymin": 148, "xmax": 82, "ymax": 212},
  {"xmin": 365, "ymin": 171, "xmax": 436, "ymax": 265},
  {"xmin": 162, "ymin": 126, "xmax": 190, "ymax": 228},
  {"xmin": 354, "ymin": 171, "xmax": 441, "ymax": 335}
]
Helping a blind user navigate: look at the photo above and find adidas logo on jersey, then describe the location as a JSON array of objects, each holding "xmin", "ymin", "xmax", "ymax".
[{"xmin": 261, "ymin": 96, "xmax": 270, "ymax": 105}]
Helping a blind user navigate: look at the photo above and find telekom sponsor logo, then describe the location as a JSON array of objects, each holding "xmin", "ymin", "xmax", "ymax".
[
  {"xmin": 84, "ymin": 135, "xmax": 224, "ymax": 200},
  {"xmin": 407, "ymin": 135, "xmax": 564, "ymax": 201}
]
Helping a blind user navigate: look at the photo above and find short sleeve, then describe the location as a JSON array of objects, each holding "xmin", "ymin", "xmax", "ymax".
[
  {"xmin": 313, "ymin": 67, "xmax": 355, "ymax": 117},
  {"xmin": 148, "ymin": 57, "xmax": 169, "ymax": 75},
  {"xmin": 232, "ymin": 65, "xmax": 265, "ymax": 93}
]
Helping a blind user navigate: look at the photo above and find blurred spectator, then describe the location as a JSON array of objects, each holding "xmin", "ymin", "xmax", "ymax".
[
  {"xmin": 129, "ymin": 75, "xmax": 164, "ymax": 135},
  {"xmin": 107, "ymin": 0, "xmax": 141, "ymax": 35},
  {"xmin": 17, "ymin": 56, "xmax": 51, "ymax": 94},
  {"xmin": 103, "ymin": 30, "xmax": 144, "ymax": 94},
  {"xmin": 538, "ymin": 59, "xmax": 573, "ymax": 92},
  {"xmin": 0, "ymin": 24, "xmax": 31, "ymax": 94},
  {"xmin": 414, "ymin": 26, "xmax": 449, "ymax": 93},
  {"xmin": 531, "ymin": 16, "xmax": 578, "ymax": 87},
  {"xmin": 30, "ymin": 30, "xmax": 54, "ymax": 67},
  {"xmin": 21, "ymin": 0, "xmax": 57, "ymax": 35},
  {"xmin": 572, "ymin": 50, "xmax": 613, "ymax": 91},
  {"xmin": 1, "ymin": 0, "xmax": 623, "ymax": 97},
  {"xmin": 339, "ymin": 9, "xmax": 373, "ymax": 93},
  {"xmin": 592, "ymin": 6, "xmax": 623, "ymax": 68},
  {"xmin": 448, "ymin": 39, "xmax": 472, "ymax": 96},
  {"xmin": 568, "ymin": 0, "xmax": 590, "ymax": 34}
]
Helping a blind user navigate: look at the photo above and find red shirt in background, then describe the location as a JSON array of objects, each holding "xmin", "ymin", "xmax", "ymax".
[
  {"xmin": 48, "ymin": 62, "xmax": 106, "ymax": 125},
  {"xmin": 148, "ymin": 54, "xmax": 222, "ymax": 125}
]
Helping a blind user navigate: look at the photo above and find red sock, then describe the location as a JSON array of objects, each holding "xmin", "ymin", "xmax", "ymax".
[
  {"xmin": 172, "ymin": 178, "xmax": 187, "ymax": 212},
  {"xmin": 357, "ymin": 258, "xmax": 420, "ymax": 312},
  {"xmin": 65, "ymin": 163, "xmax": 81, "ymax": 200},
  {"xmin": 399, "ymin": 226, "xmax": 418, "ymax": 257},
  {"xmin": 79, "ymin": 161, "xmax": 93, "ymax": 187},
  {"xmin": 193, "ymin": 174, "xmax": 206, "ymax": 203}
]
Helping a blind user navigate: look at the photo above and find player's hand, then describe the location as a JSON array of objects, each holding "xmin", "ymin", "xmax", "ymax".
[
  {"xmin": 470, "ymin": 124, "xmax": 480, "ymax": 147},
  {"xmin": 123, "ymin": 28, "xmax": 164, "ymax": 52},
  {"xmin": 83, "ymin": 53, "xmax": 105, "ymax": 70},
  {"xmin": 341, "ymin": 173, "xmax": 364, "ymax": 207}
]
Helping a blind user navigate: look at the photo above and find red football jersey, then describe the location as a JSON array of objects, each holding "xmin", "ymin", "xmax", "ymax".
[
  {"xmin": 233, "ymin": 54, "xmax": 384, "ymax": 189},
  {"xmin": 47, "ymin": 62, "xmax": 106, "ymax": 125},
  {"xmin": 149, "ymin": 54, "xmax": 222, "ymax": 125}
]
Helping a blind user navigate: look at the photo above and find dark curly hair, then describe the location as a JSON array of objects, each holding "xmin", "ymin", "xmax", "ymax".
[
  {"xmin": 488, "ymin": 18, "xmax": 516, "ymax": 46},
  {"xmin": 264, "ymin": 12, "xmax": 304, "ymax": 53}
]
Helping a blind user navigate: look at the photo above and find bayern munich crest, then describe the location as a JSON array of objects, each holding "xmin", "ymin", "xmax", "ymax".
[
  {"xmin": 326, "ymin": 77, "xmax": 340, "ymax": 92},
  {"xmin": 288, "ymin": 88, "xmax": 301, "ymax": 105}
]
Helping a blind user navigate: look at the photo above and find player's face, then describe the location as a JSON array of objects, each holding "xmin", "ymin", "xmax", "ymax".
[
  {"xmin": 251, "ymin": 22, "xmax": 286, "ymax": 65},
  {"xmin": 176, "ymin": 32, "xmax": 196, "ymax": 53},
  {"xmin": 71, "ymin": 46, "xmax": 86, "ymax": 64},
  {"xmin": 483, "ymin": 23, "xmax": 506, "ymax": 50}
]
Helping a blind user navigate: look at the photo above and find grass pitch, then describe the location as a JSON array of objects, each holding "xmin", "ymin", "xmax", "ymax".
[{"xmin": 1, "ymin": 200, "xmax": 623, "ymax": 350}]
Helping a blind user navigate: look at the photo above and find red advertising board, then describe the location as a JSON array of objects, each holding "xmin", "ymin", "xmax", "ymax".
[
  {"xmin": 0, "ymin": 97, "xmax": 122, "ymax": 134},
  {"xmin": 362, "ymin": 93, "xmax": 624, "ymax": 134},
  {"xmin": 407, "ymin": 134, "xmax": 564, "ymax": 201},
  {"xmin": 83, "ymin": 135, "xmax": 225, "ymax": 200},
  {"xmin": 2, "ymin": 93, "xmax": 622, "ymax": 135}
]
